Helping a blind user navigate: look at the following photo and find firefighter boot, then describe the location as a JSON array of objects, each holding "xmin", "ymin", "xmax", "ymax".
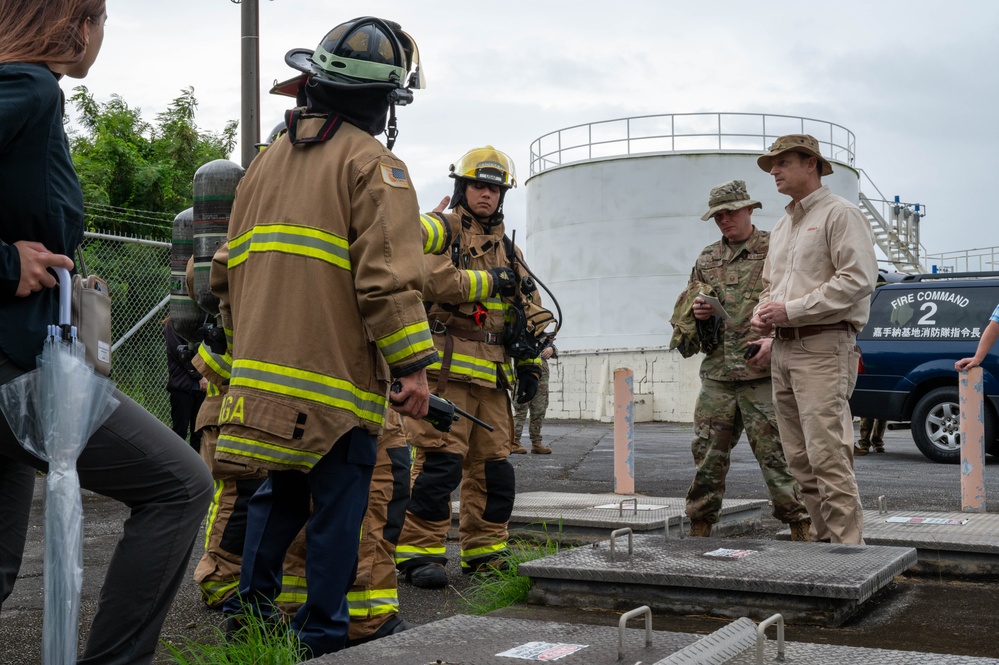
[
  {"xmin": 688, "ymin": 521, "xmax": 712, "ymax": 537},
  {"xmin": 789, "ymin": 520, "xmax": 813, "ymax": 542},
  {"xmin": 346, "ymin": 615, "xmax": 415, "ymax": 647},
  {"xmin": 531, "ymin": 441, "xmax": 552, "ymax": 454},
  {"xmin": 405, "ymin": 563, "xmax": 448, "ymax": 589}
]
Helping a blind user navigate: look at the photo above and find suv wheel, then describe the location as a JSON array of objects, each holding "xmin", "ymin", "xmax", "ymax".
[{"xmin": 911, "ymin": 387, "xmax": 996, "ymax": 463}]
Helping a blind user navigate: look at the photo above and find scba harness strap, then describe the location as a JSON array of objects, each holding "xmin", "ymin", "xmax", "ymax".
[{"xmin": 283, "ymin": 108, "xmax": 346, "ymax": 146}]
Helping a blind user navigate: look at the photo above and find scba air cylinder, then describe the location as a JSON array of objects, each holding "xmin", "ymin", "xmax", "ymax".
[
  {"xmin": 169, "ymin": 206, "xmax": 203, "ymax": 342},
  {"xmin": 192, "ymin": 159, "xmax": 245, "ymax": 315}
]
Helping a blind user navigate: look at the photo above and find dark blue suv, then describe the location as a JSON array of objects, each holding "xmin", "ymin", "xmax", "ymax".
[{"xmin": 849, "ymin": 272, "xmax": 999, "ymax": 463}]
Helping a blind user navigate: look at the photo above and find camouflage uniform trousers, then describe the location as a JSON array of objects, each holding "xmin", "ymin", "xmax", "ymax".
[
  {"xmin": 513, "ymin": 372, "xmax": 550, "ymax": 444},
  {"xmin": 685, "ymin": 376, "xmax": 808, "ymax": 525}
]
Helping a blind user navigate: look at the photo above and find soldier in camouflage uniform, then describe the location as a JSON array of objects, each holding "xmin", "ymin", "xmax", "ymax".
[
  {"xmin": 672, "ymin": 180, "xmax": 810, "ymax": 540},
  {"xmin": 513, "ymin": 344, "xmax": 557, "ymax": 454}
]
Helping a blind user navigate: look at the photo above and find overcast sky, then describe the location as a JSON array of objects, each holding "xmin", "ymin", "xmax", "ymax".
[{"xmin": 74, "ymin": 0, "xmax": 998, "ymax": 263}]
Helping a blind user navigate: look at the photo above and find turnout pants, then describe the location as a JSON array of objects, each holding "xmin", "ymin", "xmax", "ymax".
[
  {"xmin": 347, "ymin": 413, "xmax": 412, "ymax": 641},
  {"xmin": 193, "ymin": 427, "xmax": 307, "ymax": 611},
  {"xmin": 397, "ymin": 381, "xmax": 516, "ymax": 573},
  {"xmin": 771, "ymin": 330, "xmax": 864, "ymax": 544}
]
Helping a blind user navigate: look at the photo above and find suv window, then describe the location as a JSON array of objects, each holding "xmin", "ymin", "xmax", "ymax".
[{"xmin": 861, "ymin": 284, "xmax": 999, "ymax": 342}]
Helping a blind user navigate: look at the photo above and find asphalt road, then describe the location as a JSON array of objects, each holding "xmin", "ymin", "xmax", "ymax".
[{"xmin": 1, "ymin": 421, "xmax": 998, "ymax": 663}]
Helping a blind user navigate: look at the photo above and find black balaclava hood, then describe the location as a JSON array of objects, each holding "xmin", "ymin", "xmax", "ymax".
[{"xmin": 304, "ymin": 80, "xmax": 390, "ymax": 138}]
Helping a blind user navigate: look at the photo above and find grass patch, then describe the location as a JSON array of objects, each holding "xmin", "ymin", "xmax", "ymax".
[
  {"xmin": 163, "ymin": 614, "xmax": 304, "ymax": 665},
  {"xmin": 459, "ymin": 535, "xmax": 566, "ymax": 615}
]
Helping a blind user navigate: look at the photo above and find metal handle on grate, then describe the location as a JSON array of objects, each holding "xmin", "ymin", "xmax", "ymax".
[
  {"xmin": 617, "ymin": 605, "xmax": 652, "ymax": 661},
  {"xmin": 619, "ymin": 497, "xmax": 638, "ymax": 516},
  {"xmin": 609, "ymin": 527, "xmax": 633, "ymax": 561},
  {"xmin": 878, "ymin": 495, "xmax": 889, "ymax": 515},
  {"xmin": 666, "ymin": 511, "xmax": 686, "ymax": 542},
  {"xmin": 756, "ymin": 613, "xmax": 785, "ymax": 664}
]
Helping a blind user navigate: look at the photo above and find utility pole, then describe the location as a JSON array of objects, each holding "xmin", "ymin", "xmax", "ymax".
[{"xmin": 239, "ymin": 0, "xmax": 260, "ymax": 169}]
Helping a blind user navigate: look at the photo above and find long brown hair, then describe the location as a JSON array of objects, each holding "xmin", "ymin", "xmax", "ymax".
[{"xmin": 0, "ymin": 0, "xmax": 105, "ymax": 65}]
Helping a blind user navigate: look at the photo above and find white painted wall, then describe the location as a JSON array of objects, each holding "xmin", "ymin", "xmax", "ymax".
[{"xmin": 545, "ymin": 346, "xmax": 702, "ymax": 424}]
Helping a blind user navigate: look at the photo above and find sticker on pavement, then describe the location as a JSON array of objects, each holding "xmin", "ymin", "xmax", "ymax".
[
  {"xmin": 592, "ymin": 503, "xmax": 665, "ymax": 511},
  {"xmin": 496, "ymin": 642, "xmax": 589, "ymax": 660},
  {"xmin": 703, "ymin": 548, "xmax": 756, "ymax": 558},
  {"xmin": 885, "ymin": 516, "xmax": 970, "ymax": 525}
]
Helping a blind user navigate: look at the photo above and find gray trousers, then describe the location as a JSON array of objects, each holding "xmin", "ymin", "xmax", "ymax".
[{"xmin": 0, "ymin": 351, "xmax": 213, "ymax": 664}]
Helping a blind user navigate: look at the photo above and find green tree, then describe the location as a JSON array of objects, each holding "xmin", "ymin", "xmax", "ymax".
[{"xmin": 68, "ymin": 86, "xmax": 238, "ymax": 240}]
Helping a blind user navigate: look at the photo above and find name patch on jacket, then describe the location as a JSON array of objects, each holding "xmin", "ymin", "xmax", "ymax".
[{"xmin": 380, "ymin": 164, "xmax": 410, "ymax": 189}]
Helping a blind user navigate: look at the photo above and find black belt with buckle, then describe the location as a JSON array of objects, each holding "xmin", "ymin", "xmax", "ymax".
[{"xmin": 773, "ymin": 322, "xmax": 854, "ymax": 340}]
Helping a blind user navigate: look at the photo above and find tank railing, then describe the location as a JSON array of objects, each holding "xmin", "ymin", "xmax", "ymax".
[
  {"xmin": 922, "ymin": 247, "xmax": 999, "ymax": 274},
  {"xmin": 530, "ymin": 112, "xmax": 855, "ymax": 177}
]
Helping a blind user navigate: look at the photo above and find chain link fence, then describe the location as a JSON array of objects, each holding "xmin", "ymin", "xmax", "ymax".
[{"xmin": 81, "ymin": 228, "xmax": 173, "ymax": 425}]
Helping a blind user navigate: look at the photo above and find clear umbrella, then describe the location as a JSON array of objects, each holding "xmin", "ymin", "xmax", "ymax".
[{"xmin": 0, "ymin": 267, "xmax": 118, "ymax": 665}]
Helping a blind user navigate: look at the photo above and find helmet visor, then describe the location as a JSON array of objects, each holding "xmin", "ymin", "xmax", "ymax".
[{"xmin": 451, "ymin": 147, "xmax": 517, "ymax": 188}]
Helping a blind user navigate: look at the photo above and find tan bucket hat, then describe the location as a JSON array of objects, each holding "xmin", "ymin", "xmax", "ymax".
[
  {"xmin": 757, "ymin": 134, "xmax": 833, "ymax": 176},
  {"xmin": 700, "ymin": 180, "xmax": 762, "ymax": 221}
]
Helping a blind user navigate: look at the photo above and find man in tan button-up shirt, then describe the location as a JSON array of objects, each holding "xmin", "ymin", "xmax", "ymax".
[{"xmin": 750, "ymin": 134, "xmax": 877, "ymax": 545}]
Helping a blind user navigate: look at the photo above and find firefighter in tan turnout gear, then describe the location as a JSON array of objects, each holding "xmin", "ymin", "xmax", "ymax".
[
  {"xmin": 396, "ymin": 147, "xmax": 554, "ymax": 589},
  {"xmin": 216, "ymin": 17, "xmax": 434, "ymax": 658}
]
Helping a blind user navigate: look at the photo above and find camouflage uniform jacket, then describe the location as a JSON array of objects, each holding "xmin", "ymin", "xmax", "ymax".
[{"xmin": 689, "ymin": 226, "xmax": 770, "ymax": 382}]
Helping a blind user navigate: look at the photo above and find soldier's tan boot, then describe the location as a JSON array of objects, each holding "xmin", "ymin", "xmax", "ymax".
[
  {"xmin": 510, "ymin": 442, "xmax": 528, "ymax": 454},
  {"xmin": 688, "ymin": 520, "xmax": 712, "ymax": 537},
  {"xmin": 531, "ymin": 441, "xmax": 552, "ymax": 454},
  {"xmin": 853, "ymin": 443, "xmax": 870, "ymax": 457},
  {"xmin": 789, "ymin": 520, "xmax": 813, "ymax": 542}
]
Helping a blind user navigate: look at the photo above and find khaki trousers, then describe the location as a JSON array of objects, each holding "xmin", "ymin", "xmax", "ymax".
[{"xmin": 770, "ymin": 330, "xmax": 864, "ymax": 544}]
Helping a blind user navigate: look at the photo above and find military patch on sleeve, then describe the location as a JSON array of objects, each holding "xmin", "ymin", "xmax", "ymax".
[{"xmin": 380, "ymin": 163, "xmax": 410, "ymax": 189}]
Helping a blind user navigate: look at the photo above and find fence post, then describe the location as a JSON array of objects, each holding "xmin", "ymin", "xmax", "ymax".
[
  {"xmin": 959, "ymin": 367, "xmax": 987, "ymax": 512},
  {"xmin": 613, "ymin": 367, "xmax": 635, "ymax": 494}
]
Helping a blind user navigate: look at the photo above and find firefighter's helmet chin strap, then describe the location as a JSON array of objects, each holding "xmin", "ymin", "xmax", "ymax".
[{"xmin": 386, "ymin": 104, "xmax": 398, "ymax": 150}]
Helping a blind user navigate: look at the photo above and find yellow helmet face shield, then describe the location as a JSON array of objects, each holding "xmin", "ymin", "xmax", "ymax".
[{"xmin": 450, "ymin": 146, "xmax": 517, "ymax": 188}]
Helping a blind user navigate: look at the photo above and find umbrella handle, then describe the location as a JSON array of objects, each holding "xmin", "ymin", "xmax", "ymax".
[{"xmin": 53, "ymin": 267, "xmax": 72, "ymax": 327}]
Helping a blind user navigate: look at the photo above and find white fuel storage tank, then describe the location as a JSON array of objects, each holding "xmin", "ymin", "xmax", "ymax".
[{"xmin": 525, "ymin": 113, "xmax": 862, "ymax": 422}]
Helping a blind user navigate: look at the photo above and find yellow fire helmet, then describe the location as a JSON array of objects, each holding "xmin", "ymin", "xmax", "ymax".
[{"xmin": 449, "ymin": 146, "xmax": 517, "ymax": 189}]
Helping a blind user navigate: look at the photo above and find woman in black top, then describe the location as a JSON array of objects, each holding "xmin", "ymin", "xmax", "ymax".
[{"xmin": 0, "ymin": 2, "xmax": 212, "ymax": 663}]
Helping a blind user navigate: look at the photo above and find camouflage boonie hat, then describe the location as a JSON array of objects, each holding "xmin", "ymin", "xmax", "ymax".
[
  {"xmin": 757, "ymin": 133, "xmax": 833, "ymax": 176},
  {"xmin": 700, "ymin": 180, "xmax": 762, "ymax": 221}
]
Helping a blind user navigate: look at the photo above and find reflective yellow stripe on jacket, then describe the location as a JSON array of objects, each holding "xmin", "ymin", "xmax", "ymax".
[
  {"xmin": 427, "ymin": 352, "xmax": 514, "ymax": 385},
  {"xmin": 421, "ymin": 214, "xmax": 447, "ymax": 254},
  {"xmin": 466, "ymin": 271, "xmax": 491, "ymax": 302},
  {"xmin": 197, "ymin": 344, "xmax": 232, "ymax": 381},
  {"xmin": 376, "ymin": 322, "xmax": 435, "ymax": 365},
  {"xmin": 230, "ymin": 358, "xmax": 387, "ymax": 426},
  {"xmin": 228, "ymin": 223, "xmax": 351, "ymax": 271}
]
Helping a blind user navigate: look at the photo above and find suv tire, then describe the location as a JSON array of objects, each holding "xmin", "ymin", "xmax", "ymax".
[{"xmin": 911, "ymin": 387, "xmax": 996, "ymax": 463}]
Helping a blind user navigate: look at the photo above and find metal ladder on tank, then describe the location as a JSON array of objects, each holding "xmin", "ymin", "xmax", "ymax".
[{"xmin": 857, "ymin": 170, "xmax": 928, "ymax": 275}]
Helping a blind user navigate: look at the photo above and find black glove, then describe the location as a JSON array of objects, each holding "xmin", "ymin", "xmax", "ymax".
[
  {"xmin": 488, "ymin": 266, "xmax": 517, "ymax": 297},
  {"xmin": 515, "ymin": 369, "xmax": 540, "ymax": 404}
]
